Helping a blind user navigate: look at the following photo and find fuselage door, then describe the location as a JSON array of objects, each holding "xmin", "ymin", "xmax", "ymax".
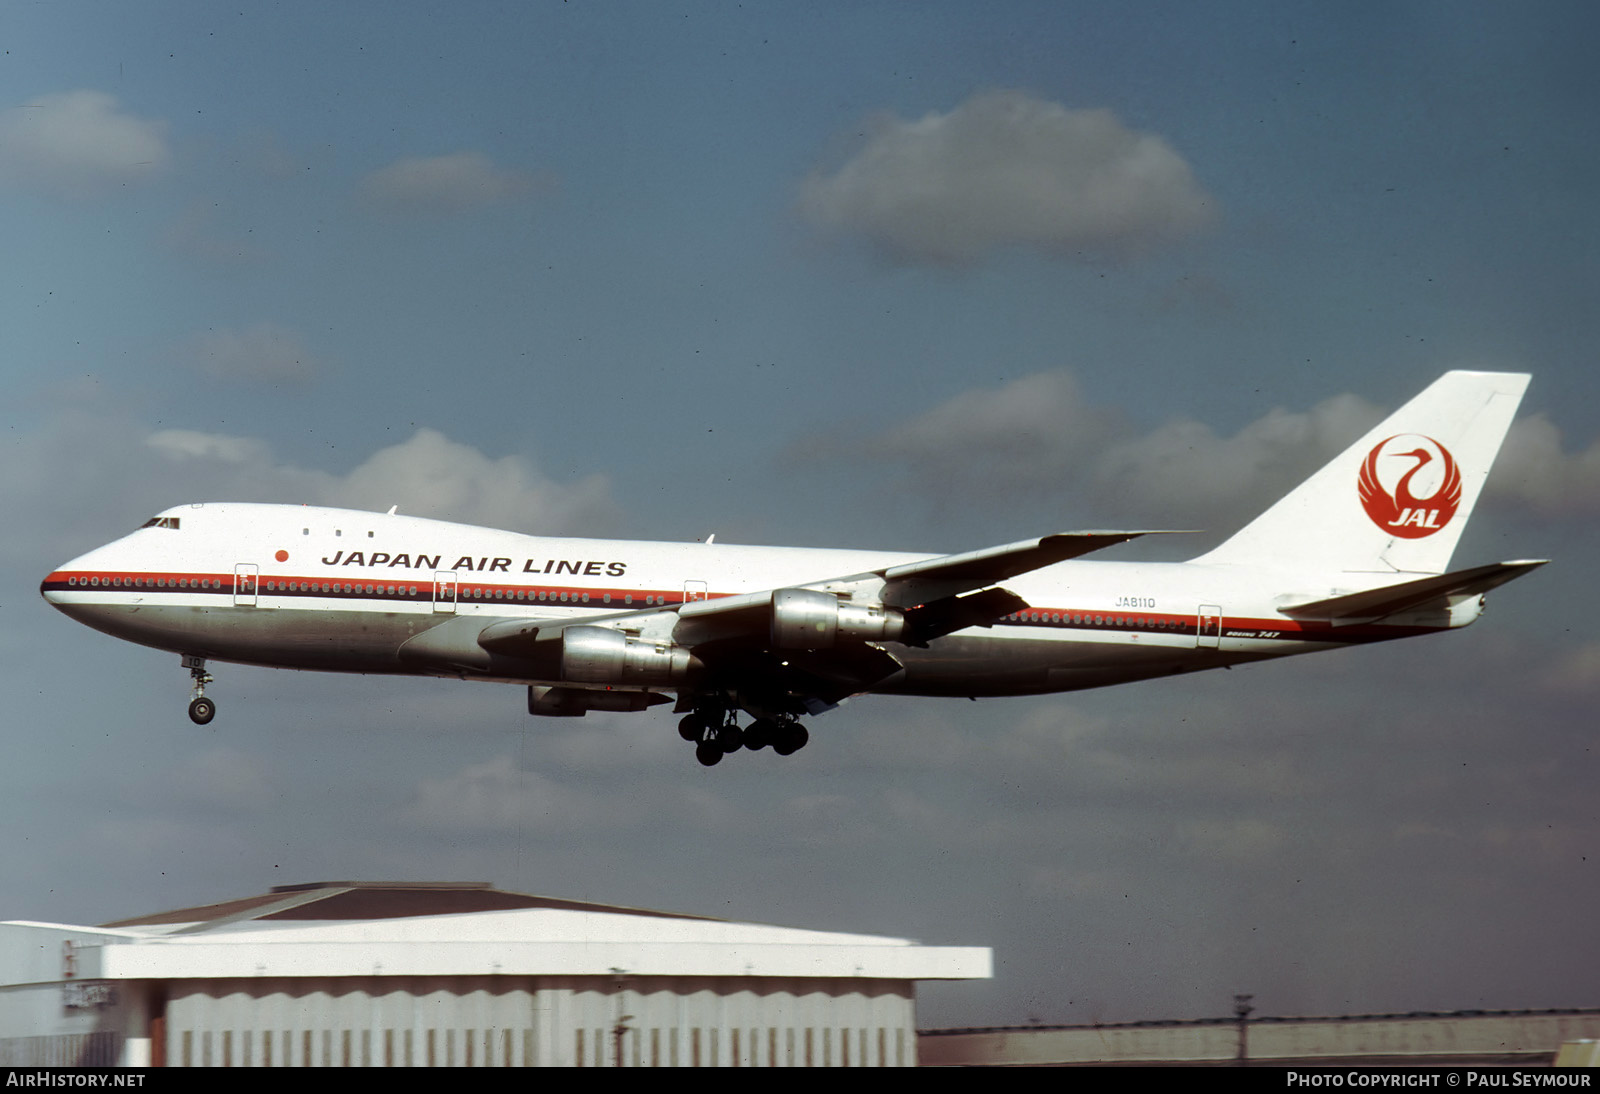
[
  {"xmin": 683, "ymin": 580, "xmax": 709, "ymax": 604},
  {"xmin": 434, "ymin": 571, "xmax": 458, "ymax": 614},
  {"xmin": 233, "ymin": 563, "xmax": 258, "ymax": 607},
  {"xmin": 1197, "ymin": 604, "xmax": 1222, "ymax": 649}
]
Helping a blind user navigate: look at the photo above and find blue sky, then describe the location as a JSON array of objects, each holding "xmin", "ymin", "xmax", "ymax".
[{"xmin": 5, "ymin": 2, "xmax": 1600, "ymax": 1029}]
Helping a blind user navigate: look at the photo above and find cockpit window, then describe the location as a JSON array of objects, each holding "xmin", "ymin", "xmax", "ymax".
[{"xmin": 140, "ymin": 517, "xmax": 181, "ymax": 530}]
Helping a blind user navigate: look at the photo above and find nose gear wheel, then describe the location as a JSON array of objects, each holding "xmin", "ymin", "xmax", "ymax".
[{"xmin": 183, "ymin": 655, "xmax": 217, "ymax": 725}]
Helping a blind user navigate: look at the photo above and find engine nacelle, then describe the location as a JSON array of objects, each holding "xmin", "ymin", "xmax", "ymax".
[
  {"xmin": 770, "ymin": 588, "xmax": 905, "ymax": 649},
  {"xmin": 528, "ymin": 685, "xmax": 671, "ymax": 717},
  {"xmin": 559, "ymin": 625, "xmax": 693, "ymax": 685}
]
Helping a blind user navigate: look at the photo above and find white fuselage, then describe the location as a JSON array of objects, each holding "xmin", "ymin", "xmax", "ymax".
[{"xmin": 41, "ymin": 503, "xmax": 1468, "ymax": 701}]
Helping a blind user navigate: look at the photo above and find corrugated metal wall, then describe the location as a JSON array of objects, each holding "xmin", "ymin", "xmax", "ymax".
[
  {"xmin": 0, "ymin": 1031, "xmax": 121, "ymax": 1067},
  {"xmin": 163, "ymin": 975, "xmax": 916, "ymax": 1066}
]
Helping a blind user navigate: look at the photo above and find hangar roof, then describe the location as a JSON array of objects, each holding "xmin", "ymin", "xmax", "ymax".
[
  {"xmin": 2, "ymin": 882, "xmax": 991, "ymax": 985},
  {"xmin": 100, "ymin": 881, "xmax": 714, "ymax": 931}
]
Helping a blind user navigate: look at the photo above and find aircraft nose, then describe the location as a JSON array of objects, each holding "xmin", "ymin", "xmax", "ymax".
[
  {"xmin": 40, "ymin": 563, "xmax": 72, "ymax": 606},
  {"xmin": 41, "ymin": 545, "xmax": 109, "ymax": 608}
]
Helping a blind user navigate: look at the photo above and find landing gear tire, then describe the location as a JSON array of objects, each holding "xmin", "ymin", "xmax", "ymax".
[
  {"xmin": 744, "ymin": 718, "xmax": 777, "ymax": 751},
  {"xmin": 695, "ymin": 740, "xmax": 724, "ymax": 767},
  {"xmin": 678, "ymin": 714, "xmax": 705, "ymax": 742},
  {"xmin": 717, "ymin": 722, "xmax": 744, "ymax": 753},
  {"xmin": 183, "ymin": 655, "xmax": 216, "ymax": 726},
  {"xmin": 772, "ymin": 720, "xmax": 809, "ymax": 756}
]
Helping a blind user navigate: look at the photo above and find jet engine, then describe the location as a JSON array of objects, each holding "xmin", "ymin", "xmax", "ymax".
[
  {"xmin": 556, "ymin": 625, "xmax": 694, "ymax": 685},
  {"xmin": 528, "ymin": 685, "xmax": 671, "ymax": 717},
  {"xmin": 770, "ymin": 588, "xmax": 904, "ymax": 649}
]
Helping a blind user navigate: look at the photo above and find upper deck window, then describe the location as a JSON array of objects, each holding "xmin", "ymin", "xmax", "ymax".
[{"xmin": 140, "ymin": 517, "xmax": 181, "ymax": 530}]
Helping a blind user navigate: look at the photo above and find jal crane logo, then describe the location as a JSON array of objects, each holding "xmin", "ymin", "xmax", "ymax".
[{"xmin": 1357, "ymin": 434, "xmax": 1463, "ymax": 538}]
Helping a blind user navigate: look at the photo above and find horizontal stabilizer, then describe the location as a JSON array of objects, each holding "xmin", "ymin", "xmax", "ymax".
[{"xmin": 1280, "ymin": 560, "xmax": 1547, "ymax": 621}]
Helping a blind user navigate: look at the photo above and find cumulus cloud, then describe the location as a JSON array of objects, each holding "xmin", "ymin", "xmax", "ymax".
[
  {"xmin": 142, "ymin": 425, "xmax": 617, "ymax": 534},
  {"xmin": 862, "ymin": 370, "xmax": 1383, "ymax": 529},
  {"xmin": 146, "ymin": 429, "xmax": 274, "ymax": 465},
  {"xmin": 799, "ymin": 91, "xmax": 1215, "ymax": 266},
  {"xmin": 327, "ymin": 428, "xmax": 616, "ymax": 532},
  {"xmin": 859, "ymin": 370, "xmax": 1600, "ymax": 541},
  {"xmin": 1483, "ymin": 413, "xmax": 1600, "ymax": 518},
  {"xmin": 358, "ymin": 151, "xmax": 537, "ymax": 216},
  {"xmin": 875, "ymin": 372, "xmax": 1125, "ymax": 481},
  {"xmin": 180, "ymin": 324, "xmax": 321, "ymax": 385},
  {"xmin": 3, "ymin": 409, "xmax": 617, "ymax": 571},
  {"xmin": 1089, "ymin": 392, "xmax": 1384, "ymax": 520},
  {"xmin": 0, "ymin": 90, "xmax": 169, "ymax": 195}
]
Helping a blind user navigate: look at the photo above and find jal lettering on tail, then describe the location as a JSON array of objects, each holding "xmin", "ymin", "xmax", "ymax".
[{"xmin": 1357, "ymin": 434, "xmax": 1463, "ymax": 539}]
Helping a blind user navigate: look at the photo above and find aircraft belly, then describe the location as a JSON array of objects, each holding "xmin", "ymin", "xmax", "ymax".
[
  {"xmin": 881, "ymin": 632, "xmax": 1235, "ymax": 697},
  {"xmin": 52, "ymin": 601, "xmax": 426, "ymax": 672}
]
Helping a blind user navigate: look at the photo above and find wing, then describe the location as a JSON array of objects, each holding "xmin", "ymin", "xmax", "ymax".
[{"xmin": 468, "ymin": 530, "xmax": 1180, "ymax": 704}]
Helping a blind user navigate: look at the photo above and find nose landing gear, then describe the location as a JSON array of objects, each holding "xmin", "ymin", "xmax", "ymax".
[{"xmin": 183, "ymin": 655, "xmax": 216, "ymax": 725}]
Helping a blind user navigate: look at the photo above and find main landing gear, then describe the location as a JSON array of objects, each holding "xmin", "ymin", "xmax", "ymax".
[
  {"xmin": 678, "ymin": 706, "xmax": 809, "ymax": 767},
  {"xmin": 183, "ymin": 655, "xmax": 216, "ymax": 725}
]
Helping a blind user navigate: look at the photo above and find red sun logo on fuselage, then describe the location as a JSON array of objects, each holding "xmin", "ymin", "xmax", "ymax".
[{"xmin": 1358, "ymin": 434, "xmax": 1463, "ymax": 538}]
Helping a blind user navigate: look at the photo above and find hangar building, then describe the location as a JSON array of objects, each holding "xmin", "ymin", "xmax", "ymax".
[{"xmin": 0, "ymin": 881, "xmax": 990, "ymax": 1067}]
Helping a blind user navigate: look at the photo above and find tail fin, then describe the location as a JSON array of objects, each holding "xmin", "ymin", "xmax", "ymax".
[{"xmin": 1193, "ymin": 371, "xmax": 1529, "ymax": 575}]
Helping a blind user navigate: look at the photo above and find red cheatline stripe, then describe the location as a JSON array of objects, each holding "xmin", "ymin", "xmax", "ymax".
[
  {"xmin": 42, "ymin": 570, "xmax": 699, "ymax": 608},
  {"xmin": 42, "ymin": 570, "xmax": 1441, "ymax": 644}
]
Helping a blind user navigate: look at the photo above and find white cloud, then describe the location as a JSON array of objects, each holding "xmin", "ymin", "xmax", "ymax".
[
  {"xmin": 1089, "ymin": 392, "xmax": 1384, "ymax": 520},
  {"xmin": 876, "ymin": 371, "xmax": 1123, "ymax": 484},
  {"xmin": 139, "ymin": 424, "xmax": 618, "ymax": 534},
  {"xmin": 146, "ymin": 429, "xmax": 274, "ymax": 465},
  {"xmin": 800, "ymin": 91, "xmax": 1215, "ymax": 266},
  {"xmin": 358, "ymin": 151, "xmax": 536, "ymax": 216},
  {"xmin": 3, "ymin": 410, "xmax": 619, "ymax": 584},
  {"xmin": 327, "ymin": 428, "xmax": 615, "ymax": 532},
  {"xmin": 1483, "ymin": 413, "xmax": 1600, "ymax": 518},
  {"xmin": 864, "ymin": 370, "xmax": 1383, "ymax": 528},
  {"xmin": 0, "ymin": 90, "xmax": 169, "ymax": 196},
  {"xmin": 181, "ymin": 324, "xmax": 320, "ymax": 385}
]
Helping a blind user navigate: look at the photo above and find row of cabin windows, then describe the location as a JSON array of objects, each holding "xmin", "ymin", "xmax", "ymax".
[
  {"xmin": 1006, "ymin": 611, "xmax": 1187, "ymax": 630},
  {"xmin": 265, "ymin": 581, "xmax": 421, "ymax": 596},
  {"xmin": 68, "ymin": 576, "xmax": 220, "ymax": 589},
  {"xmin": 66, "ymin": 576, "xmax": 672, "ymax": 606}
]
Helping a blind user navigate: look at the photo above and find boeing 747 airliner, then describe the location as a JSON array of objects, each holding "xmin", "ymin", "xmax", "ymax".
[{"xmin": 42, "ymin": 372, "xmax": 1544, "ymax": 765}]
